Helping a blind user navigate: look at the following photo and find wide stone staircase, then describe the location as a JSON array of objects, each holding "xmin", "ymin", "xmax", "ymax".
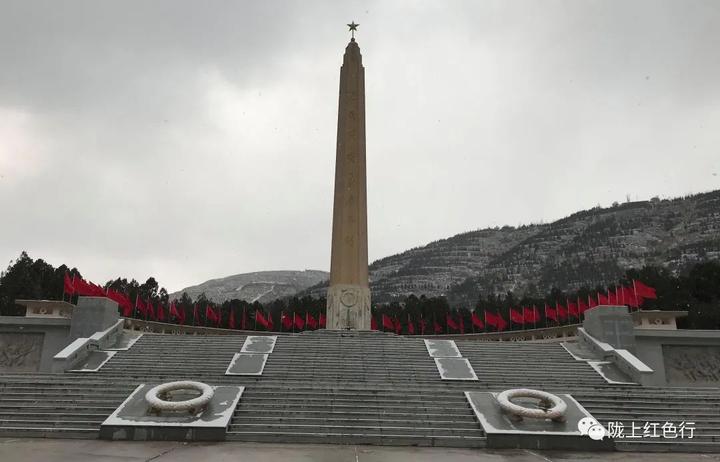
[{"xmin": 0, "ymin": 330, "xmax": 718, "ymax": 450}]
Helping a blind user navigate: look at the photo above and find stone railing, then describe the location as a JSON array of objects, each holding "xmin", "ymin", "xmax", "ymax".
[
  {"xmin": 52, "ymin": 319, "xmax": 124, "ymax": 372},
  {"xmin": 421, "ymin": 323, "xmax": 581, "ymax": 342},
  {"xmin": 122, "ymin": 317, "xmax": 579, "ymax": 341},
  {"xmin": 577, "ymin": 327, "xmax": 655, "ymax": 385},
  {"xmin": 122, "ymin": 318, "xmax": 279, "ymax": 336}
]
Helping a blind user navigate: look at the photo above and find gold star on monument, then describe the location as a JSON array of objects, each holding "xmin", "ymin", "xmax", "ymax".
[{"xmin": 347, "ymin": 21, "xmax": 359, "ymax": 39}]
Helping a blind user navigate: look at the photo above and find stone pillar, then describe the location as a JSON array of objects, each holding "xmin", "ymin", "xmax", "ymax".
[
  {"xmin": 582, "ymin": 305, "xmax": 636, "ymax": 352},
  {"xmin": 69, "ymin": 296, "xmax": 119, "ymax": 339},
  {"xmin": 326, "ymin": 38, "xmax": 371, "ymax": 330}
]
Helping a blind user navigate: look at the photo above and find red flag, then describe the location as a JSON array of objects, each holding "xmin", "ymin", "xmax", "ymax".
[
  {"xmin": 293, "ymin": 312, "xmax": 305, "ymax": 330},
  {"xmin": 484, "ymin": 310, "xmax": 498, "ymax": 328},
  {"xmin": 633, "ymin": 280, "xmax": 657, "ymax": 299},
  {"xmin": 407, "ymin": 314, "xmax": 415, "ymax": 335},
  {"xmin": 371, "ymin": 315, "xmax": 378, "ymax": 330},
  {"xmin": 74, "ymin": 277, "xmax": 96, "ymax": 296},
  {"xmin": 433, "ymin": 319, "xmax": 443, "ymax": 334},
  {"xmin": 169, "ymin": 301, "xmax": 180, "ymax": 320},
  {"xmin": 471, "ymin": 311, "xmax": 484, "ymax": 329},
  {"xmin": 598, "ymin": 293, "xmax": 610, "ymax": 305},
  {"xmin": 588, "ymin": 295, "xmax": 598, "ymax": 308},
  {"xmin": 205, "ymin": 304, "xmax": 217, "ymax": 325},
  {"xmin": 156, "ymin": 303, "xmax": 165, "ymax": 322},
  {"xmin": 567, "ymin": 300, "xmax": 579, "ymax": 318},
  {"xmin": 319, "ymin": 313, "xmax": 326, "ymax": 328},
  {"xmin": 496, "ymin": 312, "xmax": 508, "ymax": 331},
  {"xmin": 509, "ymin": 307, "xmax": 524, "ymax": 325},
  {"xmin": 136, "ymin": 296, "xmax": 147, "ymax": 316},
  {"xmin": 92, "ymin": 282, "xmax": 106, "ymax": 296},
  {"xmin": 394, "ymin": 317, "xmax": 402, "ymax": 334},
  {"xmin": 169, "ymin": 302, "xmax": 185, "ymax": 324},
  {"xmin": 545, "ymin": 303, "xmax": 557, "ymax": 322},
  {"xmin": 306, "ymin": 312, "xmax": 318, "ymax": 329},
  {"xmin": 458, "ymin": 315, "xmax": 465, "ymax": 334},
  {"xmin": 382, "ymin": 314, "xmax": 394, "ymax": 331},
  {"xmin": 556, "ymin": 302, "xmax": 567, "ymax": 320},
  {"xmin": 624, "ymin": 287, "xmax": 643, "ymax": 308},
  {"xmin": 228, "ymin": 309, "xmax": 236, "ymax": 329},
  {"xmin": 64, "ymin": 273, "xmax": 75, "ymax": 296},
  {"xmin": 446, "ymin": 313, "xmax": 459, "ymax": 331},
  {"xmin": 107, "ymin": 288, "xmax": 132, "ymax": 317},
  {"xmin": 281, "ymin": 311, "xmax": 292, "ymax": 330},
  {"xmin": 578, "ymin": 297, "xmax": 589, "ymax": 314},
  {"xmin": 120, "ymin": 299, "xmax": 133, "ymax": 317},
  {"xmin": 256, "ymin": 309, "xmax": 270, "ymax": 329},
  {"xmin": 523, "ymin": 306, "xmax": 539, "ymax": 323},
  {"xmin": 147, "ymin": 301, "xmax": 156, "ymax": 320},
  {"xmin": 607, "ymin": 289, "xmax": 617, "ymax": 305}
]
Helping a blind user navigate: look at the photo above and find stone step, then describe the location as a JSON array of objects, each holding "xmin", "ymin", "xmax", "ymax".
[
  {"xmin": 233, "ymin": 402, "xmax": 473, "ymax": 413},
  {"xmin": 0, "ymin": 404, "xmax": 118, "ymax": 412},
  {"xmin": 225, "ymin": 430, "xmax": 487, "ymax": 447},
  {"xmin": 0, "ymin": 419, "xmax": 101, "ymax": 428},
  {"xmin": 588, "ymin": 411, "xmax": 720, "ymax": 421},
  {"xmin": 227, "ymin": 423, "xmax": 483, "ymax": 437},
  {"xmin": 0, "ymin": 412, "xmax": 110, "ymax": 421},
  {"xmin": 230, "ymin": 416, "xmax": 478, "ymax": 427},
  {"xmin": 578, "ymin": 399, "xmax": 720, "ymax": 410},
  {"xmin": 236, "ymin": 396, "xmax": 469, "ymax": 406},
  {"xmin": 239, "ymin": 390, "xmax": 470, "ymax": 400},
  {"xmin": 617, "ymin": 440, "xmax": 720, "ymax": 451},
  {"xmin": 0, "ymin": 398, "xmax": 125, "ymax": 406},
  {"xmin": 233, "ymin": 409, "xmax": 475, "ymax": 420},
  {"xmin": 0, "ymin": 427, "xmax": 99, "ymax": 439},
  {"xmin": 0, "ymin": 391, "xmax": 133, "ymax": 400}
]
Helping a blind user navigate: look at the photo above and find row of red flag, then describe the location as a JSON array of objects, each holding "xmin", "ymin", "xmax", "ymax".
[{"xmin": 63, "ymin": 272, "xmax": 658, "ymax": 333}]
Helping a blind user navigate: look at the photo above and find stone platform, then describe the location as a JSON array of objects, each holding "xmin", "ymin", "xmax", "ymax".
[
  {"xmin": 0, "ymin": 330, "xmax": 719, "ymax": 451},
  {"xmin": 100, "ymin": 384, "xmax": 243, "ymax": 441}
]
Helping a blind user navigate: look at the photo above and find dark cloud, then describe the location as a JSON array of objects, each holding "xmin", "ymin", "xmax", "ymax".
[{"xmin": 1, "ymin": 1, "xmax": 718, "ymax": 291}]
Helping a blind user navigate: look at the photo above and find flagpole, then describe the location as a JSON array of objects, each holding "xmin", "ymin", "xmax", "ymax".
[
  {"xmin": 533, "ymin": 305, "xmax": 536, "ymax": 330},
  {"xmin": 633, "ymin": 280, "xmax": 639, "ymax": 312}
]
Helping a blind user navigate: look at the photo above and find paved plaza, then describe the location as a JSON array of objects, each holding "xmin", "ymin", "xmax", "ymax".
[{"xmin": 1, "ymin": 439, "xmax": 718, "ymax": 462}]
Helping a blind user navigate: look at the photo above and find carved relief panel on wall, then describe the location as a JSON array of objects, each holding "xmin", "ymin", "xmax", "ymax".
[{"xmin": 0, "ymin": 333, "xmax": 44, "ymax": 372}]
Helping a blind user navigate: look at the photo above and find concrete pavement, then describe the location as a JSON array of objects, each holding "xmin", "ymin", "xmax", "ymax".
[{"xmin": 1, "ymin": 439, "xmax": 719, "ymax": 462}]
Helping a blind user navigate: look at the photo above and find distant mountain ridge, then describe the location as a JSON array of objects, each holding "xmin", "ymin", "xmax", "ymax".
[{"xmin": 170, "ymin": 270, "xmax": 329, "ymax": 304}]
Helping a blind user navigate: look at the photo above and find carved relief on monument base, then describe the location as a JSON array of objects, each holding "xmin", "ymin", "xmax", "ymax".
[
  {"xmin": 326, "ymin": 284, "xmax": 371, "ymax": 330},
  {"xmin": 663, "ymin": 345, "xmax": 720, "ymax": 386},
  {"xmin": 0, "ymin": 333, "xmax": 43, "ymax": 372}
]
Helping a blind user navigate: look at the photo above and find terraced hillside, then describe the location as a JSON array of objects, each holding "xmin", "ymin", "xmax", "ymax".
[
  {"xmin": 304, "ymin": 189, "xmax": 720, "ymax": 303},
  {"xmin": 0, "ymin": 331, "xmax": 718, "ymax": 450}
]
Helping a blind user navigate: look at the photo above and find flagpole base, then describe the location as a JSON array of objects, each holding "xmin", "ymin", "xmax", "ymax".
[{"xmin": 326, "ymin": 284, "xmax": 371, "ymax": 330}]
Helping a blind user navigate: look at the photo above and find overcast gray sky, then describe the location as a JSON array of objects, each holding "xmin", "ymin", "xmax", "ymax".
[{"xmin": 1, "ymin": 0, "xmax": 718, "ymax": 292}]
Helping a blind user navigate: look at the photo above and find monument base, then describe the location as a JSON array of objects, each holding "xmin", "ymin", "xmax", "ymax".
[{"xmin": 326, "ymin": 284, "xmax": 371, "ymax": 330}]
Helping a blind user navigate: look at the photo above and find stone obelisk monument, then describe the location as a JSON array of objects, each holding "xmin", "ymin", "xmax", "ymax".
[{"xmin": 326, "ymin": 22, "xmax": 371, "ymax": 330}]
